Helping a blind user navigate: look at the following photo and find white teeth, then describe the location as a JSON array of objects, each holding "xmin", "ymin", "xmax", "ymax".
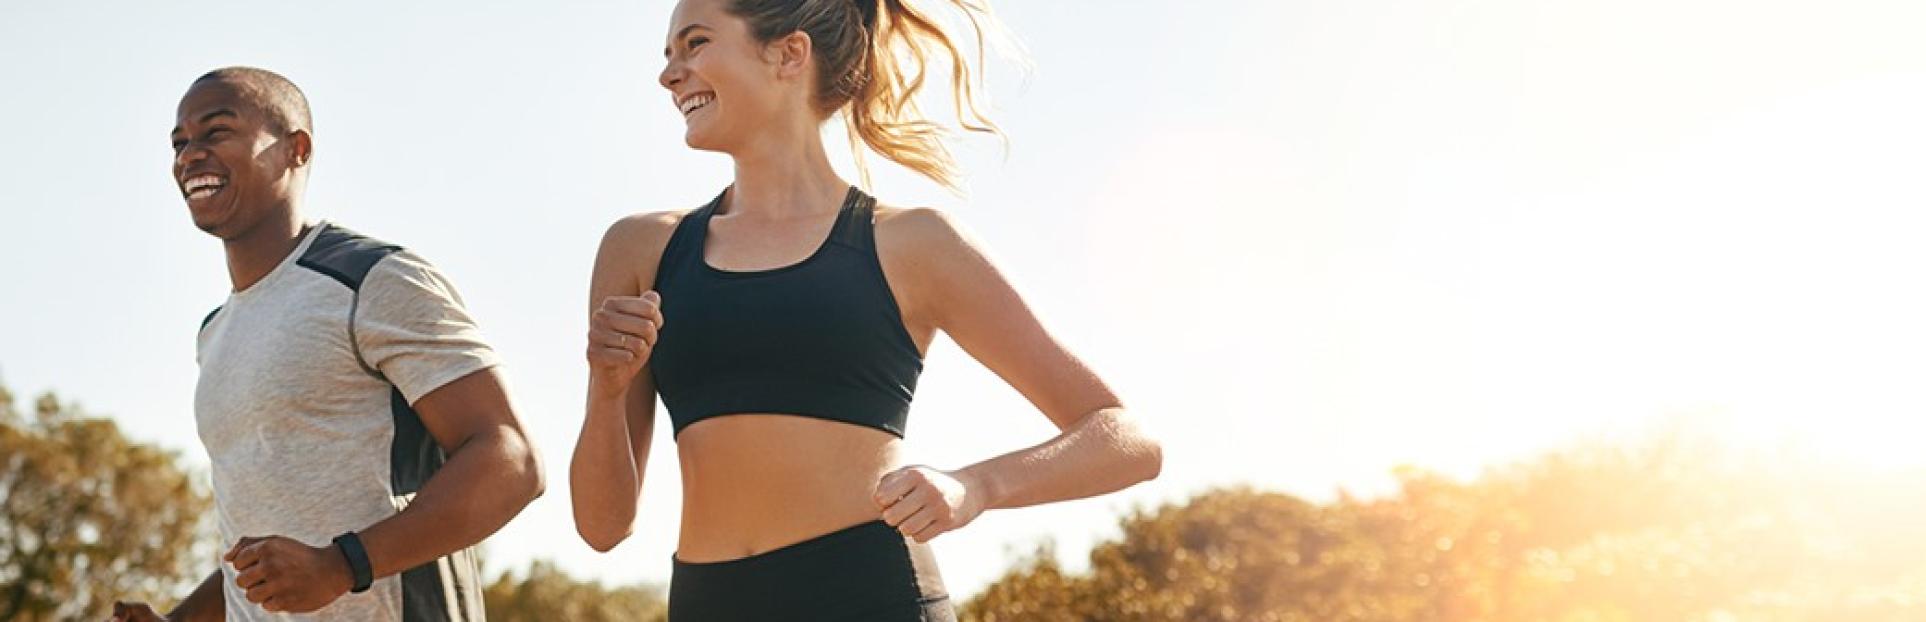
[
  {"xmin": 183, "ymin": 175, "xmax": 225, "ymax": 198},
  {"xmin": 679, "ymin": 93, "xmax": 714, "ymax": 116}
]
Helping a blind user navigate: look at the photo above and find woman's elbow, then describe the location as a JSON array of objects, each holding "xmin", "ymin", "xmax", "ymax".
[
  {"xmin": 570, "ymin": 488, "xmax": 637, "ymax": 553},
  {"xmin": 1114, "ymin": 409, "xmax": 1162, "ymax": 484},
  {"xmin": 1134, "ymin": 436, "xmax": 1164, "ymax": 484},
  {"xmin": 576, "ymin": 517, "xmax": 633, "ymax": 553}
]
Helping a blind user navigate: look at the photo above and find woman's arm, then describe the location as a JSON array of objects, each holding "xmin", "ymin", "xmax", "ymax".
[
  {"xmin": 872, "ymin": 208, "xmax": 1162, "ymax": 542},
  {"xmin": 570, "ymin": 213, "xmax": 679, "ymax": 552}
]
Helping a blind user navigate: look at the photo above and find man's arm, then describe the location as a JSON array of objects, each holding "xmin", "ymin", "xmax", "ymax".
[
  {"xmin": 109, "ymin": 569, "xmax": 222, "ymax": 622},
  {"xmin": 357, "ymin": 366, "xmax": 544, "ymax": 576},
  {"xmin": 225, "ymin": 252, "xmax": 544, "ymax": 613},
  {"xmin": 225, "ymin": 368, "xmax": 543, "ymax": 613},
  {"xmin": 166, "ymin": 570, "xmax": 225, "ymax": 621}
]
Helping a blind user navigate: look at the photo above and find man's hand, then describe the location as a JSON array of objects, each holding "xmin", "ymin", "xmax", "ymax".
[
  {"xmin": 225, "ymin": 536, "xmax": 354, "ymax": 613},
  {"xmin": 108, "ymin": 601, "xmax": 167, "ymax": 622}
]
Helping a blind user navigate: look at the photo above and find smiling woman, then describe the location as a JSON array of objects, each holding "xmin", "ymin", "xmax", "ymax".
[
  {"xmin": 660, "ymin": 0, "xmax": 1001, "ymax": 191},
  {"xmin": 569, "ymin": 0, "xmax": 1161, "ymax": 620}
]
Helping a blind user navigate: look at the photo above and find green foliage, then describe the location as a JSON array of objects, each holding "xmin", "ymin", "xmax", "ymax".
[
  {"xmin": 482, "ymin": 560, "xmax": 668, "ymax": 622},
  {"xmin": 965, "ymin": 437, "xmax": 1926, "ymax": 621},
  {"xmin": 0, "ymin": 383, "xmax": 212, "ymax": 621}
]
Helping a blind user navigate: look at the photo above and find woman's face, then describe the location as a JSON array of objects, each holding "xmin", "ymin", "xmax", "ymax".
[{"xmin": 659, "ymin": 0, "xmax": 801, "ymax": 153}]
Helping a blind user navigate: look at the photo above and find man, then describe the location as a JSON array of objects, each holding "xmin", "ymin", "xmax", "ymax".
[{"xmin": 112, "ymin": 67, "xmax": 543, "ymax": 621}]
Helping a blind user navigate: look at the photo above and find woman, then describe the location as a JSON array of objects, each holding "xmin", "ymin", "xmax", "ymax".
[{"xmin": 568, "ymin": 0, "xmax": 1162, "ymax": 619}]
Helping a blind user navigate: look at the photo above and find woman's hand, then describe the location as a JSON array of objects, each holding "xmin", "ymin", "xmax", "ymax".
[
  {"xmin": 874, "ymin": 465, "xmax": 990, "ymax": 543},
  {"xmin": 586, "ymin": 291, "xmax": 664, "ymax": 398}
]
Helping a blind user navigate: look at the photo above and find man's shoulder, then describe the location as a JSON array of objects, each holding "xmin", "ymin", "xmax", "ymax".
[{"xmin": 295, "ymin": 222, "xmax": 406, "ymax": 291}]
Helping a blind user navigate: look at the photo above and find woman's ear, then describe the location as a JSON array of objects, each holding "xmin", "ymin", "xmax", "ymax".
[{"xmin": 769, "ymin": 30, "xmax": 812, "ymax": 80}]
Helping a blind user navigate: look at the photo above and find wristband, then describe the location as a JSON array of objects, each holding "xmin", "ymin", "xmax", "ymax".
[{"xmin": 331, "ymin": 532, "xmax": 374, "ymax": 594}]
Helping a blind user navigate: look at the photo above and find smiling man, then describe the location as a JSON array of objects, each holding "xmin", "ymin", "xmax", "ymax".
[{"xmin": 110, "ymin": 67, "xmax": 544, "ymax": 621}]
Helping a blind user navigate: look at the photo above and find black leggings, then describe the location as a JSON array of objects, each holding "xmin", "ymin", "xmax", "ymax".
[{"xmin": 669, "ymin": 520, "xmax": 956, "ymax": 621}]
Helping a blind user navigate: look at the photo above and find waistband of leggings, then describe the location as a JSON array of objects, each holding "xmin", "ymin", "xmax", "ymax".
[{"xmin": 670, "ymin": 519, "xmax": 898, "ymax": 573}]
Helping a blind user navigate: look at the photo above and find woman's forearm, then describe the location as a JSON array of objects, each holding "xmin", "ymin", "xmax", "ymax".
[
  {"xmin": 570, "ymin": 388, "xmax": 642, "ymax": 551},
  {"xmin": 959, "ymin": 407, "xmax": 1162, "ymax": 511}
]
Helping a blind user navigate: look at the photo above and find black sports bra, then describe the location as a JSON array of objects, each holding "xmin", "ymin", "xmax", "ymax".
[{"xmin": 648, "ymin": 186, "xmax": 924, "ymax": 437}]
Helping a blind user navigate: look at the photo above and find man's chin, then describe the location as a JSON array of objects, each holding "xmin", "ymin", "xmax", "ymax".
[
  {"xmin": 189, "ymin": 208, "xmax": 227, "ymax": 237},
  {"xmin": 188, "ymin": 196, "xmax": 245, "ymax": 239}
]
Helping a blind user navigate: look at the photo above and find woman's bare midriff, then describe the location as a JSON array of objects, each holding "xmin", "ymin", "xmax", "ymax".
[{"xmin": 671, "ymin": 413, "xmax": 903, "ymax": 563}]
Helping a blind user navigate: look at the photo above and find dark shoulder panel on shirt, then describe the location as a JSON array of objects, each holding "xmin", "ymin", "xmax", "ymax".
[{"xmin": 296, "ymin": 223, "xmax": 405, "ymax": 291}]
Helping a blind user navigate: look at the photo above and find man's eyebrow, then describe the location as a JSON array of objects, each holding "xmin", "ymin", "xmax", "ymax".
[
  {"xmin": 199, "ymin": 108, "xmax": 238, "ymax": 124},
  {"xmin": 174, "ymin": 107, "xmax": 241, "ymax": 139}
]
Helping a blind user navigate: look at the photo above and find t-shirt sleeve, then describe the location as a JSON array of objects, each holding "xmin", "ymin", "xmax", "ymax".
[{"xmin": 353, "ymin": 251, "xmax": 501, "ymax": 405}]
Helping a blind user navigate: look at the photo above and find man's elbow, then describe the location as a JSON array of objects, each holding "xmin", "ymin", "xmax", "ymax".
[
  {"xmin": 482, "ymin": 426, "xmax": 545, "ymax": 506},
  {"xmin": 512, "ymin": 431, "xmax": 547, "ymax": 505},
  {"xmin": 520, "ymin": 449, "xmax": 547, "ymax": 505}
]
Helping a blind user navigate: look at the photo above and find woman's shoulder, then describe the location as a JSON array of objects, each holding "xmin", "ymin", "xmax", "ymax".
[
  {"xmin": 872, "ymin": 204, "xmax": 976, "ymax": 260},
  {"xmin": 878, "ymin": 205, "xmax": 993, "ymax": 269},
  {"xmin": 604, "ymin": 208, "xmax": 694, "ymax": 246},
  {"xmin": 591, "ymin": 206, "xmax": 703, "ymax": 286}
]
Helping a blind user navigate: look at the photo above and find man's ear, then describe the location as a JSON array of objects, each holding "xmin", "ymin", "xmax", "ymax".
[
  {"xmin": 285, "ymin": 129, "xmax": 313, "ymax": 169},
  {"xmin": 770, "ymin": 30, "xmax": 813, "ymax": 81}
]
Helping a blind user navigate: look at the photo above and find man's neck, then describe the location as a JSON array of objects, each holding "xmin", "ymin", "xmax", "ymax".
[{"xmin": 222, "ymin": 209, "xmax": 307, "ymax": 293}]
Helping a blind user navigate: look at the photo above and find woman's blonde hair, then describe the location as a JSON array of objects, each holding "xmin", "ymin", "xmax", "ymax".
[{"xmin": 728, "ymin": 0, "xmax": 1014, "ymax": 192}]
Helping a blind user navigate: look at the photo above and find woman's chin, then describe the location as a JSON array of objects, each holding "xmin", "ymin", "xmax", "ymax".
[{"xmin": 683, "ymin": 129, "xmax": 728, "ymax": 153}]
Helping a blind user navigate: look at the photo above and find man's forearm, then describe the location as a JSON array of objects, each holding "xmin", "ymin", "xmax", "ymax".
[
  {"xmin": 166, "ymin": 570, "xmax": 225, "ymax": 622},
  {"xmin": 357, "ymin": 427, "xmax": 543, "ymax": 579}
]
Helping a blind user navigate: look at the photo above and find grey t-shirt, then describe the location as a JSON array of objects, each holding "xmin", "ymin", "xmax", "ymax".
[{"xmin": 195, "ymin": 222, "xmax": 498, "ymax": 621}]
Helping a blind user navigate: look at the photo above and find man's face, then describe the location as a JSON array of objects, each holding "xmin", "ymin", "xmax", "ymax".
[{"xmin": 169, "ymin": 80, "xmax": 304, "ymax": 240}]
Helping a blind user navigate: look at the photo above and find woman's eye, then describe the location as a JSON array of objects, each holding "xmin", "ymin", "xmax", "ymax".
[{"xmin": 689, "ymin": 37, "xmax": 708, "ymax": 50}]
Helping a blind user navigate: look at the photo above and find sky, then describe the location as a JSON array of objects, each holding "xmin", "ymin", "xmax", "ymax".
[{"xmin": 4, "ymin": 0, "xmax": 1925, "ymax": 600}]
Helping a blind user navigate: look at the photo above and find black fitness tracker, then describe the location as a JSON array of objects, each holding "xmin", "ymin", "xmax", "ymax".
[{"xmin": 331, "ymin": 532, "xmax": 374, "ymax": 594}]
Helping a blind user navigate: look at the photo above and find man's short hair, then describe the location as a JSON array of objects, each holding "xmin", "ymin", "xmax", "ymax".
[{"xmin": 194, "ymin": 66, "xmax": 313, "ymax": 135}]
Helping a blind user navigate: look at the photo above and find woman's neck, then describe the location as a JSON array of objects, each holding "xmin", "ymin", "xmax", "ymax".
[{"xmin": 726, "ymin": 123, "xmax": 849, "ymax": 220}]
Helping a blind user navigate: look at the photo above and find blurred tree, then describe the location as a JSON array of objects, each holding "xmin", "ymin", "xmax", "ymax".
[
  {"xmin": 0, "ymin": 382, "xmax": 211, "ymax": 621},
  {"xmin": 482, "ymin": 559, "xmax": 667, "ymax": 622},
  {"xmin": 963, "ymin": 436, "xmax": 1926, "ymax": 622}
]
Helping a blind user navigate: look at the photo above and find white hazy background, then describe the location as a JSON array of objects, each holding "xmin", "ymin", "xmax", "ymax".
[{"xmin": 3, "ymin": 0, "xmax": 1924, "ymax": 598}]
